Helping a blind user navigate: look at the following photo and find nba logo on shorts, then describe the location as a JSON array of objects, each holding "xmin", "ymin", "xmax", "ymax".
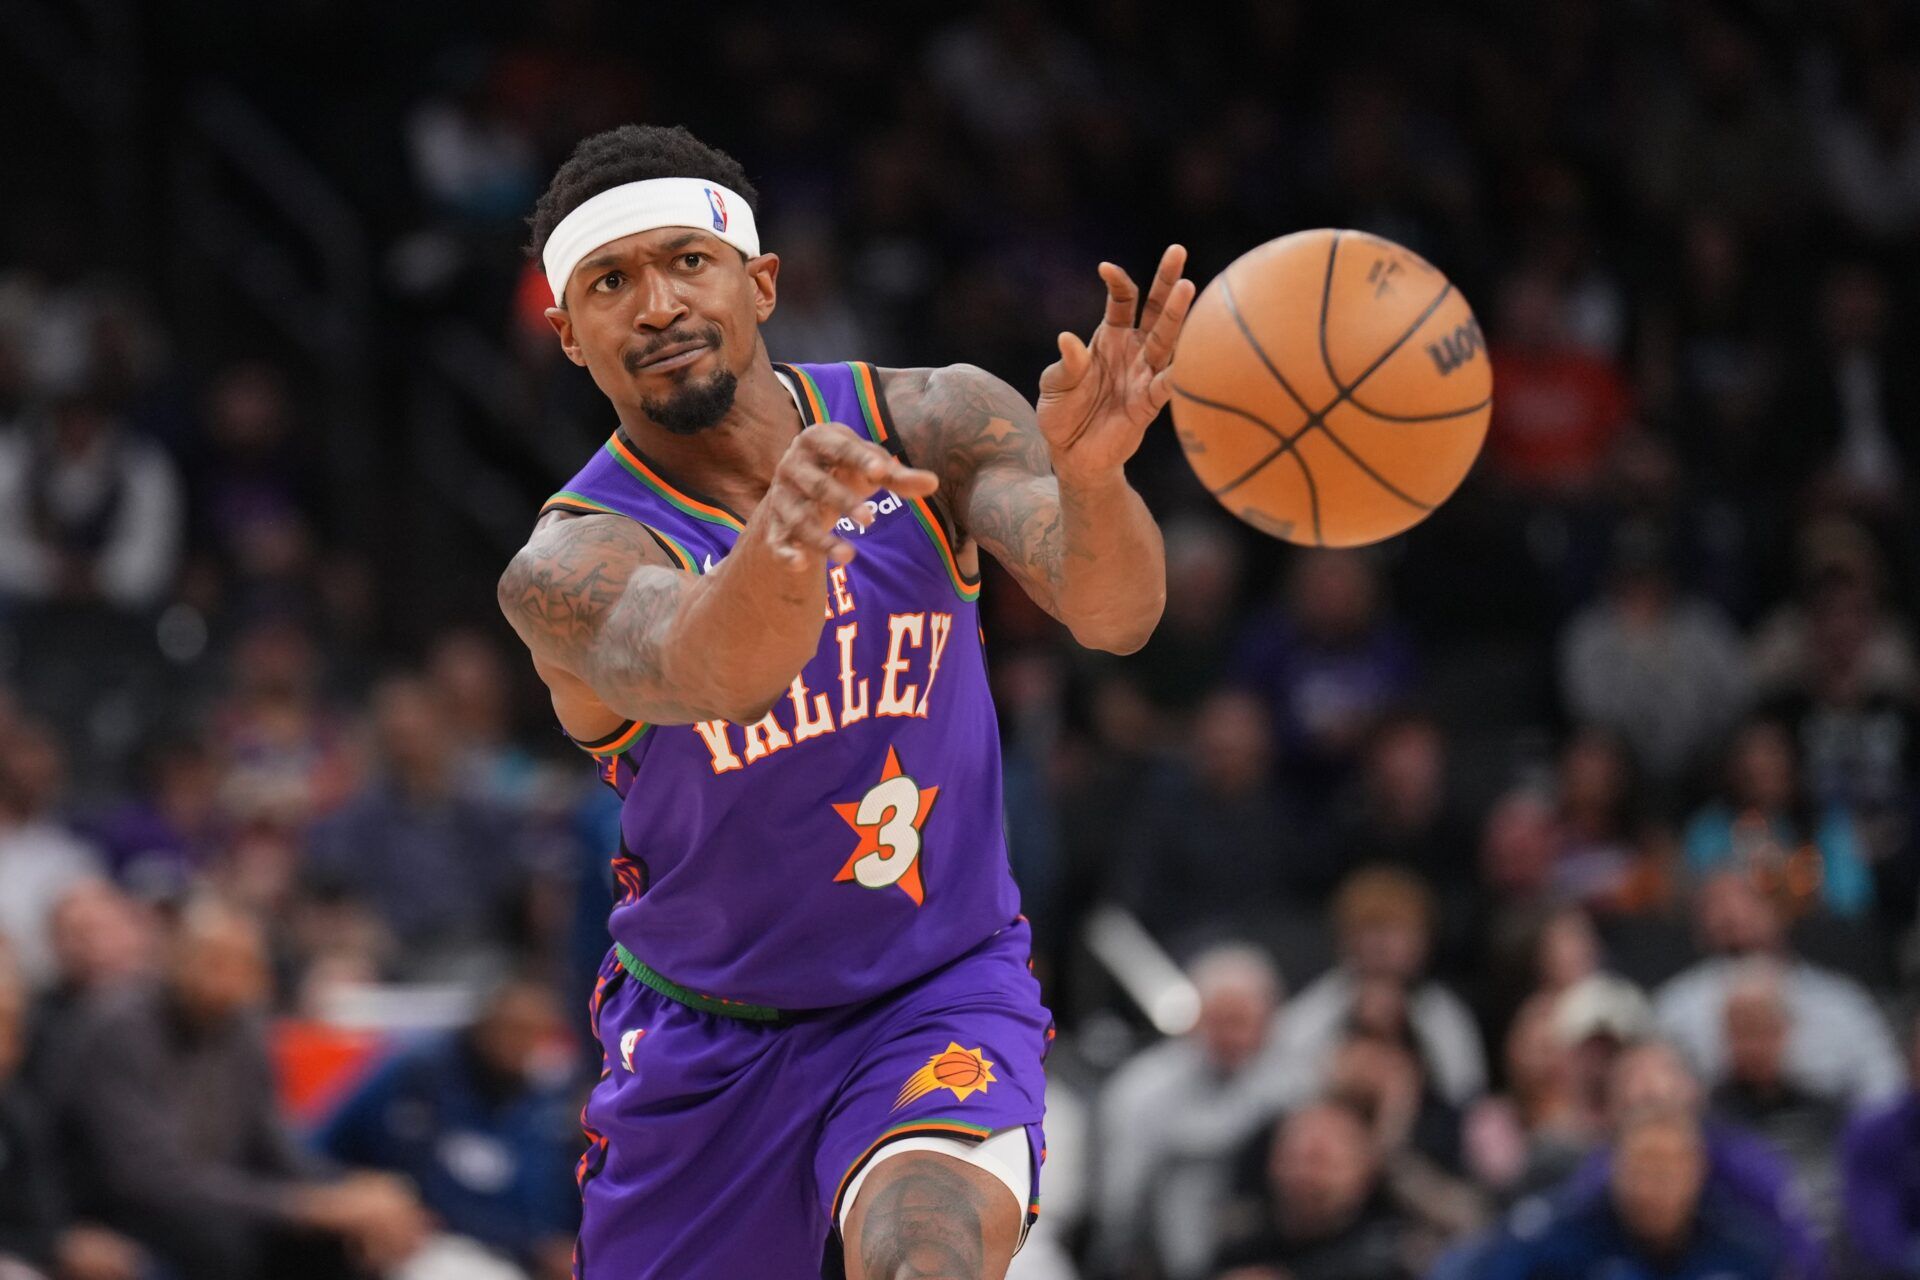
[
  {"xmin": 704, "ymin": 188, "xmax": 728, "ymax": 232},
  {"xmin": 620, "ymin": 1027, "xmax": 644, "ymax": 1072}
]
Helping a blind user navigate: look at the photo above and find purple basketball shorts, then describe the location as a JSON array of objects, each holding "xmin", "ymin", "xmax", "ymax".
[{"xmin": 573, "ymin": 918, "xmax": 1051, "ymax": 1279}]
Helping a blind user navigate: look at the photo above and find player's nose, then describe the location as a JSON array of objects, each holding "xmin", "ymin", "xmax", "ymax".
[{"xmin": 631, "ymin": 269, "xmax": 690, "ymax": 330}]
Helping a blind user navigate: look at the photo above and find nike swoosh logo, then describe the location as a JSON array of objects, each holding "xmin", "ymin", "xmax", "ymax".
[{"xmin": 702, "ymin": 553, "xmax": 717, "ymax": 573}]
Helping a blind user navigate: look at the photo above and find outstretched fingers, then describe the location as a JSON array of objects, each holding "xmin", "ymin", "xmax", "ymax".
[
  {"xmin": 1141, "ymin": 276, "xmax": 1197, "ymax": 371},
  {"xmin": 1136, "ymin": 244, "xmax": 1190, "ymax": 334},
  {"xmin": 1099, "ymin": 261, "xmax": 1140, "ymax": 329}
]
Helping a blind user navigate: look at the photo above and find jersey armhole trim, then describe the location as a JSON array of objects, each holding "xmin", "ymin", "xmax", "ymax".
[
  {"xmin": 775, "ymin": 362, "xmax": 830, "ymax": 425},
  {"xmin": 572, "ymin": 718, "xmax": 650, "ymax": 758},
  {"xmin": 533, "ymin": 500, "xmax": 703, "ymax": 576},
  {"xmin": 540, "ymin": 489, "xmax": 621, "ymax": 518},
  {"xmin": 848, "ymin": 362, "xmax": 982, "ymax": 602}
]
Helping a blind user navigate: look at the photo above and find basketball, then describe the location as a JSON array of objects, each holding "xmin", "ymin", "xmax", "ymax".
[
  {"xmin": 932, "ymin": 1050, "xmax": 985, "ymax": 1088},
  {"xmin": 1168, "ymin": 229, "xmax": 1491, "ymax": 547}
]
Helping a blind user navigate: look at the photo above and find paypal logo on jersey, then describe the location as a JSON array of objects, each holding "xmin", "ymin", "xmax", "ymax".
[
  {"xmin": 704, "ymin": 188, "xmax": 728, "ymax": 232},
  {"xmin": 836, "ymin": 491, "xmax": 906, "ymax": 536}
]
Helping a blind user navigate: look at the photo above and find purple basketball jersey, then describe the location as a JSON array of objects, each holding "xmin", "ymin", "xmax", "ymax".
[{"xmin": 542, "ymin": 361, "xmax": 1022, "ymax": 1010}]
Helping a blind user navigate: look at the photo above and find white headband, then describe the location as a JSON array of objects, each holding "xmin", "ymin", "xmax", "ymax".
[{"xmin": 542, "ymin": 177, "xmax": 762, "ymax": 305}]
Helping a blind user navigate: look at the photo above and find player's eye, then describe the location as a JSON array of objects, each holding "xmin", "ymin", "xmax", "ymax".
[
  {"xmin": 677, "ymin": 253, "xmax": 706, "ymax": 270},
  {"xmin": 593, "ymin": 271, "xmax": 625, "ymax": 293}
]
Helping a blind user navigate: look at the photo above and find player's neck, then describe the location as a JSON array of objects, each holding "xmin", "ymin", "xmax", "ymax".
[{"xmin": 617, "ymin": 354, "xmax": 801, "ymax": 516}]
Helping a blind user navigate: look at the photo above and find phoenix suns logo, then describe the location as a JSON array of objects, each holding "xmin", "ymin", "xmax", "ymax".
[{"xmin": 893, "ymin": 1043, "xmax": 996, "ymax": 1111}]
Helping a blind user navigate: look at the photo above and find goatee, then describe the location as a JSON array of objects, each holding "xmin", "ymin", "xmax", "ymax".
[{"xmin": 642, "ymin": 367, "xmax": 739, "ymax": 435}]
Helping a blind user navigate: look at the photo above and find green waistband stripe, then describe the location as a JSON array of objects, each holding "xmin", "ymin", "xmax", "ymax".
[{"xmin": 614, "ymin": 943, "xmax": 784, "ymax": 1022}]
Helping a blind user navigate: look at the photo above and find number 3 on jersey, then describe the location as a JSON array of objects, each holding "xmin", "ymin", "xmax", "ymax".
[{"xmin": 833, "ymin": 746, "xmax": 940, "ymax": 906}]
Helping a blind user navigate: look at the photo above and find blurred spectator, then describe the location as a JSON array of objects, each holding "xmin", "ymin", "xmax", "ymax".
[
  {"xmin": 425, "ymin": 629, "xmax": 540, "ymax": 809},
  {"xmin": 1231, "ymin": 552, "xmax": 1416, "ymax": 802},
  {"xmin": 1842, "ymin": 1011, "xmax": 1920, "ymax": 1277},
  {"xmin": 1211, "ymin": 1101, "xmax": 1417, "ymax": 1280},
  {"xmin": 1681, "ymin": 716, "xmax": 1873, "ymax": 920},
  {"xmin": 1125, "ymin": 516, "xmax": 1245, "ymax": 720},
  {"xmin": 1115, "ymin": 690, "xmax": 1300, "ymax": 950},
  {"xmin": 1552, "ymin": 728, "xmax": 1668, "ymax": 916},
  {"xmin": 0, "ymin": 720, "xmax": 103, "ymax": 987},
  {"xmin": 187, "ymin": 362, "xmax": 321, "ymax": 623},
  {"xmin": 85, "ymin": 735, "xmax": 224, "ymax": 900},
  {"xmin": 1536, "ymin": 910, "xmax": 1606, "ymax": 1002},
  {"xmin": 1558, "ymin": 523, "xmax": 1749, "ymax": 789},
  {"xmin": 307, "ymin": 676, "xmax": 536, "ymax": 981},
  {"xmin": 1320, "ymin": 1019, "xmax": 1487, "ymax": 1256},
  {"xmin": 1783, "ymin": 264, "xmax": 1917, "ymax": 511},
  {"xmin": 318, "ymin": 979, "xmax": 578, "ymax": 1280},
  {"xmin": 924, "ymin": 3, "xmax": 1100, "ymax": 145},
  {"xmin": 1558, "ymin": 1039, "xmax": 1824, "ymax": 1280},
  {"xmin": 1326, "ymin": 992, "xmax": 1468, "ymax": 1179},
  {"xmin": 406, "ymin": 58, "xmax": 541, "ymax": 226},
  {"xmin": 1476, "ymin": 1106, "xmax": 1783, "ymax": 1280},
  {"xmin": 1638, "ymin": 214, "xmax": 1785, "ymax": 502},
  {"xmin": 24, "ymin": 880, "xmax": 154, "ymax": 1094},
  {"xmin": 1478, "ymin": 787, "xmax": 1562, "ymax": 908},
  {"xmin": 49, "ymin": 898, "xmax": 432, "ymax": 1279},
  {"xmin": 1483, "ymin": 266, "xmax": 1632, "ymax": 496},
  {"xmin": 1655, "ymin": 869, "xmax": 1901, "ymax": 1107},
  {"xmin": 1816, "ymin": 57, "xmax": 1920, "ymax": 246},
  {"xmin": 0, "ymin": 948, "xmax": 150, "ymax": 1280},
  {"xmin": 1752, "ymin": 522, "xmax": 1919, "ymax": 872},
  {"xmin": 1552, "ymin": 973, "xmax": 1656, "ymax": 1133},
  {"xmin": 1750, "ymin": 519, "xmax": 1918, "ymax": 701},
  {"xmin": 1324, "ymin": 712, "xmax": 1476, "ymax": 911},
  {"xmin": 0, "ymin": 394, "xmax": 182, "ymax": 611},
  {"xmin": 1628, "ymin": 8, "xmax": 1814, "ymax": 239},
  {"xmin": 1272, "ymin": 868, "xmax": 1485, "ymax": 1106},
  {"xmin": 1707, "ymin": 961, "xmax": 1843, "ymax": 1237},
  {"xmin": 1090, "ymin": 946, "xmax": 1287, "ymax": 1280},
  {"xmin": 211, "ymin": 620, "xmax": 357, "ymax": 824},
  {"xmin": 1463, "ymin": 994, "xmax": 1598, "ymax": 1205},
  {"xmin": 756, "ymin": 226, "xmax": 873, "ymax": 365}
]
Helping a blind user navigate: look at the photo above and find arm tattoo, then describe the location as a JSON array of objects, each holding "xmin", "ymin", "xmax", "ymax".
[
  {"xmin": 496, "ymin": 513, "xmax": 703, "ymax": 722},
  {"xmin": 857, "ymin": 1161, "xmax": 987, "ymax": 1280},
  {"xmin": 894, "ymin": 364, "xmax": 1080, "ymax": 615}
]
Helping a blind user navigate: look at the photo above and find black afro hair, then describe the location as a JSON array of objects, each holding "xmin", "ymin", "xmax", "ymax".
[{"xmin": 526, "ymin": 124, "xmax": 759, "ymax": 260}]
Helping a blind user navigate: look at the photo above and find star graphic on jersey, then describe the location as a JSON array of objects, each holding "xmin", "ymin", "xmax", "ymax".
[{"xmin": 833, "ymin": 746, "xmax": 939, "ymax": 905}]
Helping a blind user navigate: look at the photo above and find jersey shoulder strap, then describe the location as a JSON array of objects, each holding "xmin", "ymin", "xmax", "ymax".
[{"xmin": 778, "ymin": 360, "xmax": 980, "ymax": 602}]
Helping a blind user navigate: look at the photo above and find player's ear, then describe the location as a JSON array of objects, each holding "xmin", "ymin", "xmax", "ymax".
[
  {"xmin": 746, "ymin": 253, "xmax": 780, "ymax": 324},
  {"xmin": 545, "ymin": 307, "xmax": 587, "ymax": 367}
]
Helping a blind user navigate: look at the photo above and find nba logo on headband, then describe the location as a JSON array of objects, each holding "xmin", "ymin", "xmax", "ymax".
[{"xmin": 542, "ymin": 178, "xmax": 762, "ymax": 303}]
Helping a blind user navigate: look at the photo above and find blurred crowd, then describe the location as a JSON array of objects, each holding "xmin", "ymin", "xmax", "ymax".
[{"xmin": 4, "ymin": 0, "xmax": 1920, "ymax": 1276}]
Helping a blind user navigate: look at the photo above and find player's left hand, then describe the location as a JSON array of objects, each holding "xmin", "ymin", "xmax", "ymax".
[{"xmin": 1036, "ymin": 244, "xmax": 1196, "ymax": 485}]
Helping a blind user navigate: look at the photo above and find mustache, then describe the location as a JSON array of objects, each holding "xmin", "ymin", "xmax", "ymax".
[{"xmin": 623, "ymin": 324, "xmax": 723, "ymax": 374}]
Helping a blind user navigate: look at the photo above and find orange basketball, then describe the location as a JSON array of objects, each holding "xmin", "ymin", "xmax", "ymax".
[
  {"xmin": 932, "ymin": 1051, "xmax": 984, "ymax": 1088},
  {"xmin": 1168, "ymin": 229, "xmax": 1491, "ymax": 547}
]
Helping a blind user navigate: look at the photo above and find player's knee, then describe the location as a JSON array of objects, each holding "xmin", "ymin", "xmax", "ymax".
[{"xmin": 843, "ymin": 1150, "xmax": 1019, "ymax": 1280}]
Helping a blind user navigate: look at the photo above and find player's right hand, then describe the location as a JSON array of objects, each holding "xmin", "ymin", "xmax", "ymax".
[{"xmin": 761, "ymin": 422, "xmax": 938, "ymax": 569}]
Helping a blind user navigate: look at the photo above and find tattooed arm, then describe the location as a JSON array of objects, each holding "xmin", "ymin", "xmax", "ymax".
[
  {"xmin": 885, "ymin": 246, "xmax": 1193, "ymax": 656},
  {"xmin": 497, "ymin": 423, "xmax": 937, "ymax": 727},
  {"xmin": 887, "ymin": 363, "xmax": 1166, "ymax": 654}
]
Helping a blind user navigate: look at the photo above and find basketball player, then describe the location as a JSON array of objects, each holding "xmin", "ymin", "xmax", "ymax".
[{"xmin": 498, "ymin": 124, "xmax": 1192, "ymax": 1280}]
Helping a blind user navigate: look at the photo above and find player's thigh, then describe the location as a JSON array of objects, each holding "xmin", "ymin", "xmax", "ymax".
[{"xmin": 841, "ymin": 1148, "xmax": 1022, "ymax": 1280}]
